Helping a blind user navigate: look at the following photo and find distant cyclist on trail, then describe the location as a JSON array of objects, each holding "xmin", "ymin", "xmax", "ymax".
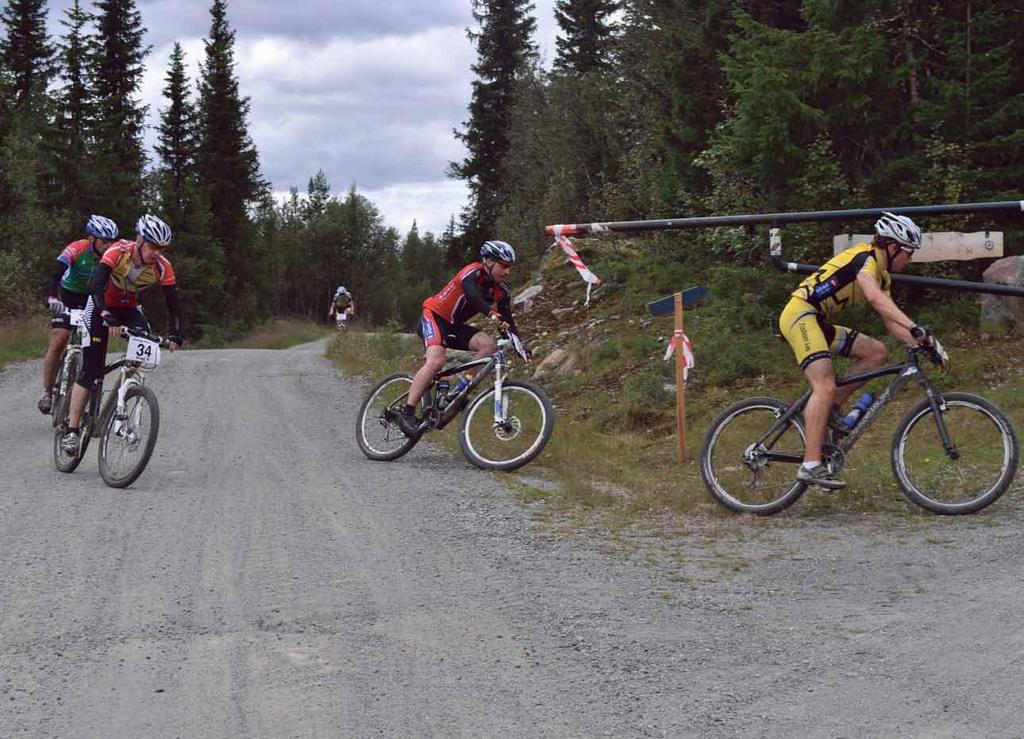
[
  {"xmin": 60, "ymin": 214, "xmax": 183, "ymax": 455},
  {"xmin": 398, "ymin": 240, "xmax": 528, "ymax": 437},
  {"xmin": 779, "ymin": 212, "xmax": 932, "ymax": 490},
  {"xmin": 38, "ymin": 215, "xmax": 120, "ymax": 415},
  {"xmin": 328, "ymin": 285, "xmax": 355, "ymax": 332}
]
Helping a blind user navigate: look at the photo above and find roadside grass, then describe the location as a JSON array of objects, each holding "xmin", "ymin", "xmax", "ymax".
[
  {"xmin": 197, "ymin": 318, "xmax": 332, "ymax": 350},
  {"xmin": 0, "ymin": 315, "xmax": 50, "ymax": 371},
  {"xmin": 327, "ymin": 319, "xmax": 1024, "ymax": 540}
]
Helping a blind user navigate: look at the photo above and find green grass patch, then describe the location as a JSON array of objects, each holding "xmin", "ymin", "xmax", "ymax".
[
  {"xmin": 209, "ymin": 318, "xmax": 332, "ymax": 350},
  {"xmin": 0, "ymin": 315, "xmax": 50, "ymax": 370}
]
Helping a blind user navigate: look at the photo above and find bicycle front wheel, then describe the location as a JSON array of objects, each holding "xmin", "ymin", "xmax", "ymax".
[
  {"xmin": 98, "ymin": 385, "xmax": 160, "ymax": 488},
  {"xmin": 892, "ymin": 392, "xmax": 1018, "ymax": 514},
  {"xmin": 52, "ymin": 351, "xmax": 81, "ymax": 428},
  {"xmin": 356, "ymin": 373, "xmax": 420, "ymax": 461},
  {"xmin": 459, "ymin": 380, "xmax": 554, "ymax": 471},
  {"xmin": 700, "ymin": 397, "xmax": 808, "ymax": 515}
]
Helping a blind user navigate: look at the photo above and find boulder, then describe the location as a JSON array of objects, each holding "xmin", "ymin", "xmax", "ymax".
[
  {"xmin": 513, "ymin": 284, "xmax": 544, "ymax": 312},
  {"xmin": 534, "ymin": 348, "xmax": 577, "ymax": 377},
  {"xmin": 981, "ymin": 256, "xmax": 1024, "ymax": 333}
]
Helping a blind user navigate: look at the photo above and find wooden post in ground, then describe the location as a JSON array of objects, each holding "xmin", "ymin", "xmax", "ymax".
[
  {"xmin": 647, "ymin": 285, "xmax": 707, "ymax": 466},
  {"xmin": 674, "ymin": 292, "xmax": 686, "ymax": 462}
]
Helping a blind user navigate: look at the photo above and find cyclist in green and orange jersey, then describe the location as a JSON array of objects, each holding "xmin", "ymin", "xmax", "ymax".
[{"xmin": 38, "ymin": 215, "xmax": 120, "ymax": 415}]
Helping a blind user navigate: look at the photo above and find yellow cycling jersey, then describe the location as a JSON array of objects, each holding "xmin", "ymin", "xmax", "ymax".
[{"xmin": 791, "ymin": 243, "xmax": 891, "ymax": 320}]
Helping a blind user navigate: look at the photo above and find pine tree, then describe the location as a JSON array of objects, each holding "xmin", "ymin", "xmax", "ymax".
[
  {"xmin": 448, "ymin": 0, "xmax": 538, "ymax": 260},
  {"xmin": 51, "ymin": 0, "xmax": 95, "ymax": 216},
  {"xmin": 0, "ymin": 0, "xmax": 54, "ymax": 110},
  {"xmin": 155, "ymin": 41, "xmax": 224, "ymax": 337},
  {"xmin": 197, "ymin": 0, "xmax": 266, "ymax": 313},
  {"xmin": 304, "ymin": 169, "xmax": 330, "ymax": 223},
  {"xmin": 156, "ymin": 42, "xmax": 196, "ymax": 214},
  {"xmin": 91, "ymin": 0, "xmax": 150, "ymax": 225},
  {"xmin": 553, "ymin": 0, "xmax": 618, "ymax": 74}
]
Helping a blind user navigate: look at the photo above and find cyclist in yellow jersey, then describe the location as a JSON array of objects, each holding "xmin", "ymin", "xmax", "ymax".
[{"xmin": 779, "ymin": 212, "xmax": 930, "ymax": 489}]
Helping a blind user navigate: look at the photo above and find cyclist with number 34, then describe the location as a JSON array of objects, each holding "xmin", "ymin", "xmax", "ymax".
[{"xmin": 60, "ymin": 214, "xmax": 183, "ymax": 455}]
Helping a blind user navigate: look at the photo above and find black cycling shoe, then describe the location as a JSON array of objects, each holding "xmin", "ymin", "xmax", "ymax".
[
  {"xmin": 37, "ymin": 391, "xmax": 53, "ymax": 415},
  {"xmin": 397, "ymin": 411, "xmax": 421, "ymax": 438}
]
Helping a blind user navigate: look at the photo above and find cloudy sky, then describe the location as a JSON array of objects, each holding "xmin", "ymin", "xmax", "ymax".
[{"xmin": 45, "ymin": 0, "xmax": 561, "ymax": 235}]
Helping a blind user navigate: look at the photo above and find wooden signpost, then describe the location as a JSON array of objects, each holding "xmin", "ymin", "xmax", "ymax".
[{"xmin": 648, "ymin": 286, "xmax": 708, "ymax": 462}]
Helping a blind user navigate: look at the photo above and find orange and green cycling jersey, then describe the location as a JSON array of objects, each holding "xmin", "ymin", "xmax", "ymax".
[
  {"xmin": 98, "ymin": 239, "xmax": 176, "ymax": 309},
  {"xmin": 57, "ymin": 239, "xmax": 101, "ymax": 294},
  {"xmin": 790, "ymin": 243, "xmax": 891, "ymax": 321}
]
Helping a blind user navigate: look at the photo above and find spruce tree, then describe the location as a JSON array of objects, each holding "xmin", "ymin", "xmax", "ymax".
[
  {"xmin": 156, "ymin": 42, "xmax": 196, "ymax": 214},
  {"xmin": 0, "ymin": 0, "xmax": 54, "ymax": 109},
  {"xmin": 51, "ymin": 0, "xmax": 95, "ymax": 216},
  {"xmin": 448, "ymin": 0, "xmax": 538, "ymax": 261},
  {"xmin": 553, "ymin": 0, "xmax": 618, "ymax": 74},
  {"xmin": 197, "ymin": 0, "xmax": 265, "ymax": 311},
  {"xmin": 91, "ymin": 0, "xmax": 149, "ymax": 225},
  {"xmin": 155, "ymin": 41, "xmax": 223, "ymax": 337}
]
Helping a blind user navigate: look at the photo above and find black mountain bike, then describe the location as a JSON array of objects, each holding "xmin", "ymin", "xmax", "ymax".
[
  {"xmin": 700, "ymin": 340, "xmax": 1019, "ymax": 515},
  {"xmin": 50, "ymin": 308, "xmax": 87, "ymax": 428},
  {"xmin": 54, "ymin": 327, "xmax": 170, "ymax": 488},
  {"xmin": 356, "ymin": 330, "xmax": 554, "ymax": 471}
]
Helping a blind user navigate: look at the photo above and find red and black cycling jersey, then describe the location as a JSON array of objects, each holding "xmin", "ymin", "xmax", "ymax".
[{"xmin": 422, "ymin": 261, "xmax": 518, "ymax": 334}]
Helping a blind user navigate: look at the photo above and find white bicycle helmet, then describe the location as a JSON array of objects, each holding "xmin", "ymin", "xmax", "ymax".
[
  {"xmin": 874, "ymin": 211, "xmax": 922, "ymax": 250},
  {"xmin": 480, "ymin": 240, "xmax": 516, "ymax": 263},
  {"xmin": 136, "ymin": 213, "xmax": 173, "ymax": 247},
  {"xmin": 85, "ymin": 214, "xmax": 119, "ymax": 240}
]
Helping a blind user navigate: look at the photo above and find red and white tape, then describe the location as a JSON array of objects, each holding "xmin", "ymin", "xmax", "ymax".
[{"xmin": 663, "ymin": 329, "xmax": 694, "ymax": 379}]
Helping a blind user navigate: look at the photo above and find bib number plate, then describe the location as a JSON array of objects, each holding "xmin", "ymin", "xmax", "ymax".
[{"xmin": 127, "ymin": 335, "xmax": 160, "ymax": 366}]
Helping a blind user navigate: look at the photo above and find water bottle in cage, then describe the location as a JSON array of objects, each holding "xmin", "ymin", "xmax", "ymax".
[
  {"xmin": 841, "ymin": 392, "xmax": 874, "ymax": 429},
  {"xmin": 436, "ymin": 379, "xmax": 450, "ymax": 407},
  {"xmin": 452, "ymin": 372, "xmax": 473, "ymax": 395}
]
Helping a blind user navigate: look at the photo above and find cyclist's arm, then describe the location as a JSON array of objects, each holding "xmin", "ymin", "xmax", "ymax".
[
  {"xmin": 856, "ymin": 271, "xmax": 916, "ymax": 342},
  {"xmin": 46, "ymin": 259, "xmax": 66, "ymax": 301},
  {"xmin": 495, "ymin": 291, "xmax": 519, "ymax": 336},
  {"xmin": 89, "ymin": 262, "xmax": 113, "ymax": 314},
  {"xmin": 460, "ymin": 271, "xmax": 495, "ymax": 317},
  {"xmin": 162, "ymin": 284, "xmax": 182, "ymax": 342}
]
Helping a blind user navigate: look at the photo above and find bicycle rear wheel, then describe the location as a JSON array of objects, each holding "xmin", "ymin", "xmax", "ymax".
[
  {"xmin": 356, "ymin": 373, "xmax": 421, "ymax": 461},
  {"xmin": 458, "ymin": 380, "xmax": 554, "ymax": 471},
  {"xmin": 98, "ymin": 385, "xmax": 160, "ymax": 488},
  {"xmin": 892, "ymin": 392, "xmax": 1018, "ymax": 514},
  {"xmin": 700, "ymin": 397, "xmax": 808, "ymax": 514}
]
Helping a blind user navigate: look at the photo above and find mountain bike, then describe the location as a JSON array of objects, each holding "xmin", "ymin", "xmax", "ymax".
[
  {"xmin": 356, "ymin": 329, "xmax": 554, "ymax": 471},
  {"xmin": 53, "ymin": 327, "xmax": 170, "ymax": 488},
  {"xmin": 700, "ymin": 340, "xmax": 1019, "ymax": 515},
  {"xmin": 50, "ymin": 308, "xmax": 88, "ymax": 428}
]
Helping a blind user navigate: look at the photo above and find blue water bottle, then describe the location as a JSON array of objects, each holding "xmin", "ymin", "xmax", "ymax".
[
  {"xmin": 452, "ymin": 372, "xmax": 472, "ymax": 395},
  {"xmin": 436, "ymin": 379, "xmax": 450, "ymax": 406},
  {"xmin": 841, "ymin": 392, "xmax": 874, "ymax": 429}
]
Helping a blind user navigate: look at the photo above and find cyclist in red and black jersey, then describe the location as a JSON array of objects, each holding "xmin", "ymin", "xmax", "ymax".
[{"xmin": 399, "ymin": 240, "xmax": 524, "ymax": 437}]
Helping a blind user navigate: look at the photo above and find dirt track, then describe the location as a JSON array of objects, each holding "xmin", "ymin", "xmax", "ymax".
[{"xmin": 2, "ymin": 339, "xmax": 1023, "ymax": 737}]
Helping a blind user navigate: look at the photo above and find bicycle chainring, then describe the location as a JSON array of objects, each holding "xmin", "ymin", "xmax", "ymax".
[{"xmin": 822, "ymin": 443, "xmax": 846, "ymax": 474}]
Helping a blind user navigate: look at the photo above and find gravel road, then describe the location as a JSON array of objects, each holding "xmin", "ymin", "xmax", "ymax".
[{"xmin": 2, "ymin": 340, "xmax": 1023, "ymax": 738}]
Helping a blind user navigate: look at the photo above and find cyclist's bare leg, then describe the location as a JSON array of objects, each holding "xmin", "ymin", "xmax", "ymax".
[
  {"xmin": 467, "ymin": 330, "xmax": 497, "ymax": 357},
  {"xmin": 407, "ymin": 345, "xmax": 446, "ymax": 407},
  {"xmin": 67, "ymin": 382, "xmax": 90, "ymax": 428},
  {"xmin": 43, "ymin": 328, "xmax": 71, "ymax": 391},
  {"xmin": 833, "ymin": 333, "xmax": 887, "ymax": 410},
  {"xmin": 803, "ymin": 357, "xmax": 836, "ymax": 463}
]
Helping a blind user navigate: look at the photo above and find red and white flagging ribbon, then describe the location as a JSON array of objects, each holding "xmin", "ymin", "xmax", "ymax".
[
  {"xmin": 663, "ymin": 329, "xmax": 694, "ymax": 379},
  {"xmin": 552, "ymin": 228, "xmax": 602, "ymax": 306}
]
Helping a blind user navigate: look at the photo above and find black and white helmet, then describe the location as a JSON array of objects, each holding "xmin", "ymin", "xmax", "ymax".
[
  {"xmin": 480, "ymin": 240, "xmax": 516, "ymax": 264},
  {"xmin": 136, "ymin": 213, "xmax": 173, "ymax": 247},
  {"xmin": 335, "ymin": 285, "xmax": 350, "ymax": 297},
  {"xmin": 85, "ymin": 214, "xmax": 119, "ymax": 240},
  {"xmin": 875, "ymin": 212, "xmax": 922, "ymax": 250}
]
